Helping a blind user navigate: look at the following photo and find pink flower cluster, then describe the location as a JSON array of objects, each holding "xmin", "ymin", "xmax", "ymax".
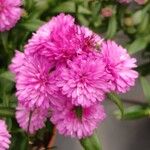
[
  {"xmin": 0, "ymin": 0, "xmax": 22, "ymax": 32},
  {"xmin": 10, "ymin": 13, "xmax": 138, "ymax": 139}
]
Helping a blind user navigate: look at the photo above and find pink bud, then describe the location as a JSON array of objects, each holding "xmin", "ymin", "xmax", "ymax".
[{"xmin": 101, "ymin": 7, "xmax": 113, "ymax": 18}]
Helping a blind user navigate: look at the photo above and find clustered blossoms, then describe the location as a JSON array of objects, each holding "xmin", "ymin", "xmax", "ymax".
[
  {"xmin": 0, "ymin": 0, "xmax": 22, "ymax": 32},
  {"xmin": 10, "ymin": 13, "xmax": 138, "ymax": 139}
]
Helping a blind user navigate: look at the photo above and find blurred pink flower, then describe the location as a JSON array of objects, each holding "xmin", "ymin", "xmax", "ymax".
[
  {"xmin": 0, "ymin": 0, "xmax": 22, "ymax": 32},
  {"xmin": 101, "ymin": 7, "xmax": 113, "ymax": 17},
  {"xmin": 9, "ymin": 50, "xmax": 25, "ymax": 75},
  {"xmin": 16, "ymin": 103, "xmax": 48, "ymax": 134},
  {"xmin": 101, "ymin": 40, "xmax": 138, "ymax": 93},
  {"xmin": 51, "ymin": 101, "xmax": 106, "ymax": 139},
  {"xmin": 56, "ymin": 55, "xmax": 110, "ymax": 107},
  {"xmin": 15, "ymin": 54, "xmax": 58, "ymax": 109},
  {"xmin": 0, "ymin": 120, "xmax": 11, "ymax": 150},
  {"xmin": 134, "ymin": 0, "xmax": 147, "ymax": 4}
]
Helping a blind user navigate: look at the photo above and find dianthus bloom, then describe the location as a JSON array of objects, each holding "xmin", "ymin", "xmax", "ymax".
[
  {"xmin": 0, "ymin": 120, "xmax": 11, "ymax": 150},
  {"xmin": 57, "ymin": 55, "xmax": 110, "ymax": 107},
  {"xmin": 16, "ymin": 103, "xmax": 48, "ymax": 134},
  {"xmin": 9, "ymin": 50, "xmax": 25, "ymax": 75},
  {"xmin": 24, "ymin": 13, "xmax": 103, "ymax": 65},
  {"xmin": 51, "ymin": 101, "xmax": 106, "ymax": 139},
  {"xmin": 15, "ymin": 54, "xmax": 58, "ymax": 109},
  {"xmin": 101, "ymin": 40, "xmax": 138, "ymax": 93},
  {"xmin": 0, "ymin": 0, "xmax": 22, "ymax": 32}
]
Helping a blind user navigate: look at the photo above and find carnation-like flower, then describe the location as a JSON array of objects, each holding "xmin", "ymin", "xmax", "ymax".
[
  {"xmin": 15, "ymin": 54, "xmax": 58, "ymax": 109},
  {"xmin": 101, "ymin": 40, "xmax": 138, "ymax": 93},
  {"xmin": 16, "ymin": 103, "xmax": 48, "ymax": 134},
  {"xmin": 0, "ymin": 0, "xmax": 22, "ymax": 32},
  {"xmin": 51, "ymin": 101, "xmax": 106, "ymax": 139},
  {"xmin": 57, "ymin": 55, "xmax": 110, "ymax": 107},
  {"xmin": 25, "ymin": 13, "xmax": 103, "ymax": 65},
  {"xmin": 0, "ymin": 120, "xmax": 11, "ymax": 150},
  {"xmin": 25, "ymin": 13, "xmax": 77, "ymax": 64},
  {"xmin": 9, "ymin": 50, "xmax": 25, "ymax": 75}
]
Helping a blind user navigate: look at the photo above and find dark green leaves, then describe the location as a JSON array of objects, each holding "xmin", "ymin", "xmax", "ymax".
[{"xmin": 80, "ymin": 133, "xmax": 102, "ymax": 150}]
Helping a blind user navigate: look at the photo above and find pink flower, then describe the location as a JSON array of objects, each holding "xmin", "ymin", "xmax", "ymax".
[
  {"xmin": 16, "ymin": 103, "xmax": 48, "ymax": 134},
  {"xmin": 15, "ymin": 54, "xmax": 58, "ymax": 109},
  {"xmin": 25, "ymin": 13, "xmax": 77, "ymax": 64},
  {"xmin": 9, "ymin": 50, "xmax": 25, "ymax": 75},
  {"xmin": 134, "ymin": 0, "xmax": 147, "ymax": 5},
  {"xmin": 0, "ymin": 0, "xmax": 22, "ymax": 32},
  {"xmin": 101, "ymin": 7, "xmax": 113, "ymax": 18},
  {"xmin": 25, "ymin": 14, "xmax": 103, "ymax": 65},
  {"xmin": 51, "ymin": 101, "xmax": 106, "ymax": 139},
  {"xmin": 57, "ymin": 55, "xmax": 110, "ymax": 107},
  {"xmin": 101, "ymin": 40, "xmax": 138, "ymax": 93},
  {"xmin": 0, "ymin": 120, "xmax": 11, "ymax": 150}
]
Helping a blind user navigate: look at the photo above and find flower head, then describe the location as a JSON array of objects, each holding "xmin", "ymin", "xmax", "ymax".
[
  {"xmin": 16, "ymin": 54, "xmax": 58, "ymax": 109},
  {"xmin": 51, "ymin": 101, "xmax": 106, "ymax": 139},
  {"xmin": 0, "ymin": 0, "xmax": 22, "ymax": 32},
  {"xmin": 101, "ymin": 40, "xmax": 138, "ymax": 93},
  {"xmin": 57, "ymin": 55, "xmax": 110, "ymax": 107},
  {"xmin": 25, "ymin": 14, "xmax": 103, "ymax": 65},
  {"xmin": 0, "ymin": 120, "xmax": 11, "ymax": 150},
  {"xmin": 16, "ymin": 103, "xmax": 48, "ymax": 134}
]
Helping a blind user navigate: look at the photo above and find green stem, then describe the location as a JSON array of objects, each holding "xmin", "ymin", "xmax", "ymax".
[{"xmin": 80, "ymin": 133, "xmax": 102, "ymax": 150}]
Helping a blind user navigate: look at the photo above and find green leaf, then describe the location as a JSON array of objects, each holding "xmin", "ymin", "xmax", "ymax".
[
  {"xmin": 19, "ymin": 19, "xmax": 44, "ymax": 32},
  {"xmin": 132, "ymin": 10, "xmax": 143, "ymax": 25},
  {"xmin": 52, "ymin": 1, "xmax": 75, "ymax": 13},
  {"xmin": 80, "ymin": 133, "xmax": 102, "ymax": 150},
  {"xmin": 0, "ymin": 71, "xmax": 15, "ymax": 82},
  {"xmin": 127, "ymin": 36, "xmax": 150, "ymax": 54},
  {"xmin": 138, "ymin": 13, "xmax": 149, "ymax": 34},
  {"xmin": 140, "ymin": 77, "xmax": 150, "ymax": 103},
  {"xmin": 107, "ymin": 93, "xmax": 124, "ymax": 117},
  {"xmin": 78, "ymin": 14, "xmax": 89, "ymax": 26},
  {"xmin": 78, "ymin": 6, "xmax": 91, "ymax": 15},
  {"xmin": 115, "ymin": 105, "xmax": 150, "ymax": 120},
  {"xmin": 106, "ymin": 15, "xmax": 117, "ymax": 39}
]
